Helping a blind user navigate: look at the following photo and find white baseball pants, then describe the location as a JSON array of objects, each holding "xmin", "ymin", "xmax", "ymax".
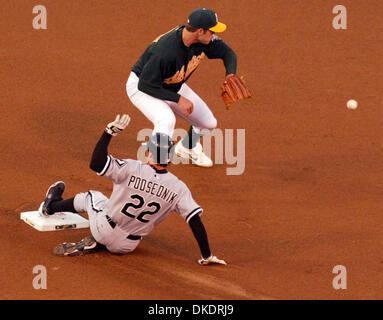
[
  {"xmin": 126, "ymin": 72, "xmax": 217, "ymax": 137},
  {"xmin": 74, "ymin": 191, "xmax": 140, "ymax": 254}
]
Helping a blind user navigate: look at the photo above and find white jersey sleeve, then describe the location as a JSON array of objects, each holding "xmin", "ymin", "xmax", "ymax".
[
  {"xmin": 176, "ymin": 182, "xmax": 203, "ymax": 223},
  {"xmin": 98, "ymin": 155, "xmax": 139, "ymax": 184}
]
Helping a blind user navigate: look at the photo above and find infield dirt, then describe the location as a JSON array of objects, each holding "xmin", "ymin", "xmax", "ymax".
[{"xmin": 1, "ymin": 0, "xmax": 383, "ymax": 299}]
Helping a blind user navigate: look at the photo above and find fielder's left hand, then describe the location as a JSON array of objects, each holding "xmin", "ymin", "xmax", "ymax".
[
  {"xmin": 198, "ymin": 255, "xmax": 227, "ymax": 266},
  {"xmin": 105, "ymin": 114, "xmax": 131, "ymax": 136}
]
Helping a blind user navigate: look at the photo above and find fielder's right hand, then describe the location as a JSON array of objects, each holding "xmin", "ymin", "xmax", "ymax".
[
  {"xmin": 198, "ymin": 255, "xmax": 227, "ymax": 266},
  {"xmin": 105, "ymin": 114, "xmax": 131, "ymax": 136}
]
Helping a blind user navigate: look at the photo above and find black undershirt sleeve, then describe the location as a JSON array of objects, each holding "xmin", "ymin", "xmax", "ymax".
[
  {"xmin": 204, "ymin": 40, "xmax": 237, "ymax": 75},
  {"xmin": 222, "ymin": 48, "xmax": 237, "ymax": 75},
  {"xmin": 89, "ymin": 131, "xmax": 113, "ymax": 173},
  {"xmin": 188, "ymin": 214, "xmax": 211, "ymax": 259}
]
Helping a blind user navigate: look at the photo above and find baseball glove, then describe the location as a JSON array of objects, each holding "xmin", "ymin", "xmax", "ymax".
[{"xmin": 221, "ymin": 74, "xmax": 251, "ymax": 109}]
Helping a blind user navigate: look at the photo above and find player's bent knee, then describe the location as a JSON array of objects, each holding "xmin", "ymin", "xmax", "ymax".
[
  {"xmin": 207, "ymin": 117, "xmax": 218, "ymax": 130},
  {"xmin": 200, "ymin": 117, "xmax": 217, "ymax": 131},
  {"xmin": 194, "ymin": 117, "xmax": 218, "ymax": 135}
]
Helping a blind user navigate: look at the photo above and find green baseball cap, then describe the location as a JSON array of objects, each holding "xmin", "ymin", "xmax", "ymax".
[{"xmin": 187, "ymin": 8, "xmax": 227, "ymax": 33}]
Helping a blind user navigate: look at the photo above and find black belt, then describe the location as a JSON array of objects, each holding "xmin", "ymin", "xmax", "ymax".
[{"xmin": 105, "ymin": 215, "xmax": 142, "ymax": 241}]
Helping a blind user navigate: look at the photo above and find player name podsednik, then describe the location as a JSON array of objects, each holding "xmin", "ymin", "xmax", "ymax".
[{"xmin": 127, "ymin": 175, "xmax": 178, "ymax": 203}]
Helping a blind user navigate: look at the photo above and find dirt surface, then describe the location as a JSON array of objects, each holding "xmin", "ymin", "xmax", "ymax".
[{"xmin": 1, "ymin": 0, "xmax": 383, "ymax": 300}]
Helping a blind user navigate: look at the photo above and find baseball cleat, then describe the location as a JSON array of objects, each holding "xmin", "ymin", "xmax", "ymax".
[
  {"xmin": 174, "ymin": 141, "xmax": 213, "ymax": 167},
  {"xmin": 53, "ymin": 236, "xmax": 98, "ymax": 257},
  {"xmin": 40, "ymin": 181, "xmax": 66, "ymax": 216}
]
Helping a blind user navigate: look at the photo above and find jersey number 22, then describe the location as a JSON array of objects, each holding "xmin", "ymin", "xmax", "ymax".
[{"xmin": 121, "ymin": 194, "xmax": 161, "ymax": 223}]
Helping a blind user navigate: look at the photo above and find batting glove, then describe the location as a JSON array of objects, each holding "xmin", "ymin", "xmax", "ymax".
[
  {"xmin": 105, "ymin": 114, "xmax": 131, "ymax": 136},
  {"xmin": 198, "ymin": 255, "xmax": 227, "ymax": 266}
]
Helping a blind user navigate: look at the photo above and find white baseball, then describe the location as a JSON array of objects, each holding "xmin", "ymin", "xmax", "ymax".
[{"xmin": 347, "ymin": 99, "xmax": 358, "ymax": 110}]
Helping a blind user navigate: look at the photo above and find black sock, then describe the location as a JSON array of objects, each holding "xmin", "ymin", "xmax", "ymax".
[
  {"xmin": 181, "ymin": 126, "xmax": 203, "ymax": 149},
  {"xmin": 50, "ymin": 197, "xmax": 77, "ymax": 213}
]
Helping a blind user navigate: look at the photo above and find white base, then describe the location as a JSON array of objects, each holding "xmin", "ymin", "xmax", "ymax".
[{"xmin": 20, "ymin": 211, "xmax": 89, "ymax": 232}]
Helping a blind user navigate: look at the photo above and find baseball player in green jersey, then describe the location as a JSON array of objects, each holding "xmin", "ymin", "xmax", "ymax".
[
  {"xmin": 126, "ymin": 8, "xmax": 237, "ymax": 167},
  {"xmin": 38, "ymin": 114, "xmax": 226, "ymax": 266}
]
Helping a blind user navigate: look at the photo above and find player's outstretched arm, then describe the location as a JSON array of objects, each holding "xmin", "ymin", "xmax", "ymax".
[
  {"xmin": 90, "ymin": 114, "xmax": 131, "ymax": 173},
  {"xmin": 188, "ymin": 215, "xmax": 227, "ymax": 266}
]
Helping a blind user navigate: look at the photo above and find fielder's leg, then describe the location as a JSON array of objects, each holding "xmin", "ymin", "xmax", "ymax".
[
  {"xmin": 169, "ymin": 84, "xmax": 217, "ymax": 167},
  {"xmin": 126, "ymin": 72, "xmax": 176, "ymax": 137}
]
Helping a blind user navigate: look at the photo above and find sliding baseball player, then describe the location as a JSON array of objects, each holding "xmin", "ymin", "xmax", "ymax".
[{"xmin": 39, "ymin": 114, "xmax": 226, "ymax": 266}]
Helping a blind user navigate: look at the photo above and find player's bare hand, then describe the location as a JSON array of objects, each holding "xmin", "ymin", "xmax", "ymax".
[
  {"xmin": 178, "ymin": 96, "xmax": 194, "ymax": 117},
  {"xmin": 198, "ymin": 255, "xmax": 227, "ymax": 266},
  {"xmin": 106, "ymin": 114, "xmax": 131, "ymax": 136}
]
